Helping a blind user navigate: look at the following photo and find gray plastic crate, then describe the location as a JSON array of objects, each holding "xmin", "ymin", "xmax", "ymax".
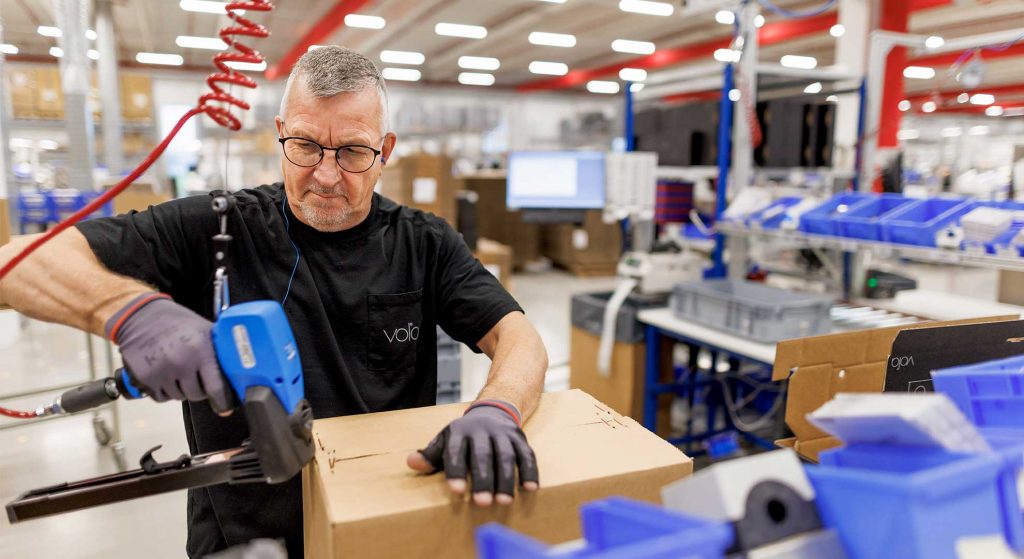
[
  {"xmin": 437, "ymin": 326, "xmax": 462, "ymax": 403},
  {"xmin": 672, "ymin": 279, "xmax": 833, "ymax": 343},
  {"xmin": 571, "ymin": 291, "xmax": 668, "ymax": 344}
]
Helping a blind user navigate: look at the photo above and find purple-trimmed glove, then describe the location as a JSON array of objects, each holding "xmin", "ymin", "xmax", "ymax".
[
  {"xmin": 414, "ymin": 400, "xmax": 539, "ymax": 504},
  {"xmin": 106, "ymin": 293, "xmax": 232, "ymax": 413}
]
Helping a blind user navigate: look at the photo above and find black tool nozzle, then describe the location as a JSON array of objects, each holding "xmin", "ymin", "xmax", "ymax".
[{"xmin": 58, "ymin": 378, "xmax": 120, "ymax": 414}]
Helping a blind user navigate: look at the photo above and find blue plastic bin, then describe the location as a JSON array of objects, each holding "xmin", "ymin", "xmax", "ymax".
[
  {"xmin": 806, "ymin": 443, "xmax": 1024, "ymax": 559},
  {"xmin": 986, "ymin": 224, "xmax": 1024, "ymax": 256},
  {"xmin": 81, "ymin": 191, "xmax": 115, "ymax": 219},
  {"xmin": 17, "ymin": 190, "xmax": 50, "ymax": 233},
  {"xmin": 798, "ymin": 194, "xmax": 871, "ymax": 236},
  {"xmin": 49, "ymin": 189, "xmax": 86, "ymax": 222},
  {"xmin": 879, "ymin": 198, "xmax": 975, "ymax": 247},
  {"xmin": 833, "ymin": 195, "xmax": 915, "ymax": 241},
  {"xmin": 747, "ymin": 197, "xmax": 802, "ymax": 230},
  {"xmin": 933, "ymin": 356, "xmax": 1024, "ymax": 430},
  {"xmin": 476, "ymin": 497, "xmax": 734, "ymax": 559}
]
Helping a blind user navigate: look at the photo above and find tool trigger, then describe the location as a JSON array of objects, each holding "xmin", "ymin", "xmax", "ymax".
[{"xmin": 140, "ymin": 445, "xmax": 193, "ymax": 475}]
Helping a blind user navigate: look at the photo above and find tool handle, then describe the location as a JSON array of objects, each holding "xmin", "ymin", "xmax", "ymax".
[
  {"xmin": 114, "ymin": 368, "xmax": 145, "ymax": 400},
  {"xmin": 59, "ymin": 378, "xmax": 119, "ymax": 414}
]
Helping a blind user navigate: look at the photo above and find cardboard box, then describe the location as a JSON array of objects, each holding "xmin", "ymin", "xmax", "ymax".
[
  {"xmin": 569, "ymin": 326, "xmax": 673, "ymax": 434},
  {"xmin": 110, "ymin": 183, "xmax": 172, "ymax": 215},
  {"xmin": 772, "ymin": 315, "xmax": 1017, "ymax": 462},
  {"xmin": 33, "ymin": 67, "xmax": 64, "ymax": 120},
  {"xmin": 459, "ymin": 176, "xmax": 541, "ymax": 270},
  {"xmin": 7, "ymin": 68, "xmax": 37, "ymax": 119},
  {"xmin": 0, "ymin": 198, "xmax": 10, "ymax": 247},
  {"xmin": 474, "ymin": 237, "xmax": 512, "ymax": 290},
  {"xmin": 119, "ymin": 74, "xmax": 153, "ymax": 122},
  {"xmin": 541, "ymin": 211, "xmax": 621, "ymax": 276},
  {"xmin": 303, "ymin": 389, "xmax": 692, "ymax": 559},
  {"xmin": 379, "ymin": 154, "xmax": 458, "ymax": 225}
]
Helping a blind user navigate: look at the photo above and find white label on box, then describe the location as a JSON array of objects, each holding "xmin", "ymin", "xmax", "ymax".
[
  {"xmin": 484, "ymin": 264, "xmax": 501, "ymax": 279},
  {"xmin": 572, "ymin": 229, "xmax": 589, "ymax": 250},
  {"xmin": 41, "ymin": 89, "xmax": 57, "ymax": 102},
  {"xmin": 412, "ymin": 177, "xmax": 437, "ymax": 204}
]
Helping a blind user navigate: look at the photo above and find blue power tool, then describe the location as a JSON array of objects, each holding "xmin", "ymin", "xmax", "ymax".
[{"xmin": 6, "ymin": 192, "xmax": 314, "ymax": 523}]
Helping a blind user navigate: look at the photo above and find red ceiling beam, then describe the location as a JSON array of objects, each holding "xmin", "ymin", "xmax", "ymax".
[
  {"xmin": 662, "ymin": 90, "xmax": 723, "ymax": 104},
  {"xmin": 264, "ymin": 0, "xmax": 374, "ymax": 81},
  {"xmin": 909, "ymin": 0, "xmax": 953, "ymax": 10},
  {"xmin": 907, "ymin": 43, "xmax": 1024, "ymax": 68},
  {"xmin": 518, "ymin": 12, "xmax": 837, "ymax": 92}
]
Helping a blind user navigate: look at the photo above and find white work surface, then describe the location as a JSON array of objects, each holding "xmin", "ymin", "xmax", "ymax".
[
  {"xmin": 637, "ymin": 307, "xmax": 777, "ymax": 365},
  {"xmin": 854, "ymin": 289, "xmax": 1024, "ymax": 322}
]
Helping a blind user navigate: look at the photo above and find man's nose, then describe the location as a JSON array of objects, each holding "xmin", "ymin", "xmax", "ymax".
[{"xmin": 312, "ymin": 153, "xmax": 342, "ymax": 184}]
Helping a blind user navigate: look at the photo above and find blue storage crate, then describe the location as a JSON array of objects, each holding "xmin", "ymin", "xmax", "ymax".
[
  {"xmin": 806, "ymin": 443, "xmax": 1024, "ymax": 559},
  {"xmin": 833, "ymin": 195, "xmax": 915, "ymax": 241},
  {"xmin": 798, "ymin": 194, "xmax": 871, "ymax": 236},
  {"xmin": 879, "ymin": 198, "xmax": 975, "ymax": 247},
  {"xmin": 747, "ymin": 197, "xmax": 802, "ymax": 230},
  {"xmin": 17, "ymin": 190, "xmax": 50, "ymax": 233},
  {"xmin": 933, "ymin": 356, "xmax": 1024, "ymax": 430},
  {"xmin": 476, "ymin": 497, "xmax": 734, "ymax": 559},
  {"xmin": 49, "ymin": 189, "xmax": 86, "ymax": 221},
  {"xmin": 986, "ymin": 224, "xmax": 1024, "ymax": 256},
  {"xmin": 81, "ymin": 191, "xmax": 114, "ymax": 219}
]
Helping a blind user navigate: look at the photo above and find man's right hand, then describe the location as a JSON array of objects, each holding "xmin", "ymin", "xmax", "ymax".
[{"xmin": 105, "ymin": 293, "xmax": 232, "ymax": 414}]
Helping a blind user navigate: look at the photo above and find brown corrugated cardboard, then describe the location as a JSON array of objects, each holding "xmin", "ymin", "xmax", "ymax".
[
  {"xmin": 474, "ymin": 237, "xmax": 512, "ymax": 289},
  {"xmin": 109, "ymin": 183, "xmax": 172, "ymax": 215},
  {"xmin": 772, "ymin": 315, "xmax": 1017, "ymax": 462},
  {"xmin": 303, "ymin": 389, "xmax": 692, "ymax": 559},
  {"xmin": 541, "ymin": 211, "xmax": 621, "ymax": 276},
  {"xmin": 379, "ymin": 154, "xmax": 458, "ymax": 224},
  {"xmin": 569, "ymin": 327, "xmax": 672, "ymax": 435},
  {"xmin": 460, "ymin": 176, "xmax": 541, "ymax": 270},
  {"xmin": 0, "ymin": 198, "xmax": 10, "ymax": 247}
]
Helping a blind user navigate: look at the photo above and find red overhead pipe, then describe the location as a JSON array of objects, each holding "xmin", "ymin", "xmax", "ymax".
[
  {"xmin": 264, "ymin": 0, "xmax": 374, "ymax": 80},
  {"xmin": 662, "ymin": 90, "xmax": 724, "ymax": 104}
]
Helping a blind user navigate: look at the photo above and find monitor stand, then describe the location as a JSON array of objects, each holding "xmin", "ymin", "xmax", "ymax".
[{"xmin": 519, "ymin": 209, "xmax": 588, "ymax": 225}]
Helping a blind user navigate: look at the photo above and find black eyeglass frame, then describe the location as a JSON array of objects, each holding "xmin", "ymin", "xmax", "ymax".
[{"xmin": 277, "ymin": 136, "xmax": 384, "ymax": 173}]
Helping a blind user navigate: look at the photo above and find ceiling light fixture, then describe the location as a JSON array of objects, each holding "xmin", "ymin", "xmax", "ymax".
[
  {"xmin": 37, "ymin": 26, "xmax": 62, "ymax": 37},
  {"xmin": 986, "ymin": 106, "xmax": 1004, "ymax": 116},
  {"xmin": 897, "ymin": 129, "xmax": 920, "ymax": 140},
  {"xmin": 458, "ymin": 72, "xmax": 495, "ymax": 86},
  {"xmin": 780, "ymin": 55, "xmax": 817, "ymax": 69},
  {"xmin": 49, "ymin": 46, "xmax": 64, "ymax": 58},
  {"xmin": 903, "ymin": 66, "xmax": 936, "ymax": 80},
  {"xmin": 136, "ymin": 52, "xmax": 184, "ymax": 66},
  {"xmin": 528, "ymin": 32, "xmax": 576, "ymax": 48},
  {"xmin": 619, "ymin": 68, "xmax": 647, "ymax": 82},
  {"xmin": 0, "ymin": 44, "xmax": 18, "ymax": 55},
  {"xmin": 459, "ymin": 56, "xmax": 500, "ymax": 71},
  {"xmin": 225, "ymin": 60, "xmax": 267, "ymax": 71},
  {"xmin": 529, "ymin": 61, "xmax": 569, "ymax": 75},
  {"xmin": 969, "ymin": 93, "xmax": 995, "ymax": 105},
  {"xmin": 715, "ymin": 10, "xmax": 735, "ymax": 24},
  {"xmin": 176, "ymin": 35, "xmax": 228, "ymax": 50},
  {"xmin": 612, "ymin": 39, "xmax": 656, "ymax": 55},
  {"xmin": 714, "ymin": 48, "xmax": 740, "ymax": 63},
  {"xmin": 830, "ymin": 24, "xmax": 845, "ymax": 37},
  {"xmin": 435, "ymin": 23, "xmax": 487, "ymax": 39},
  {"xmin": 922, "ymin": 101, "xmax": 937, "ymax": 113},
  {"xmin": 804, "ymin": 82, "xmax": 822, "ymax": 94},
  {"xmin": 755, "ymin": 15, "xmax": 765, "ymax": 28},
  {"xmin": 587, "ymin": 80, "xmax": 620, "ymax": 94},
  {"xmin": 344, "ymin": 14, "xmax": 385, "ymax": 29},
  {"xmin": 87, "ymin": 49, "xmax": 99, "ymax": 60},
  {"xmin": 381, "ymin": 68, "xmax": 422, "ymax": 81},
  {"xmin": 898, "ymin": 100, "xmax": 911, "ymax": 111},
  {"xmin": 179, "ymin": 0, "xmax": 243, "ymax": 14},
  {"xmin": 728, "ymin": 89, "xmax": 741, "ymax": 101},
  {"xmin": 619, "ymin": 0, "xmax": 674, "ymax": 16},
  {"xmin": 925, "ymin": 36, "xmax": 945, "ymax": 49},
  {"xmin": 957, "ymin": 93, "xmax": 969, "ymax": 103},
  {"xmin": 86, "ymin": 29, "xmax": 97, "ymax": 41},
  {"xmin": 380, "ymin": 50, "xmax": 425, "ymax": 65},
  {"xmin": 630, "ymin": 83, "xmax": 644, "ymax": 92}
]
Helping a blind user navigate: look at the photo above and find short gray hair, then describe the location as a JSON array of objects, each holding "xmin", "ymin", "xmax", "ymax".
[{"xmin": 279, "ymin": 46, "xmax": 390, "ymax": 135}]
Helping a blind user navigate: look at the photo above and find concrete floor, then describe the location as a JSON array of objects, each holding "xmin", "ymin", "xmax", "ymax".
[{"xmin": 0, "ymin": 264, "xmax": 1007, "ymax": 557}]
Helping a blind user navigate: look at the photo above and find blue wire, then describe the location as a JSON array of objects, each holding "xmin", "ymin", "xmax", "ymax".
[
  {"xmin": 280, "ymin": 193, "xmax": 301, "ymax": 307},
  {"xmin": 756, "ymin": 0, "xmax": 836, "ymax": 18}
]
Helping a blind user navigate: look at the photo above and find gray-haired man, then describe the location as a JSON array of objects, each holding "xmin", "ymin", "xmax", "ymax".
[{"xmin": 0, "ymin": 46, "xmax": 547, "ymax": 557}]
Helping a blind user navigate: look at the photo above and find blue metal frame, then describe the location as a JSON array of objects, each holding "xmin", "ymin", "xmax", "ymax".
[
  {"xmin": 708, "ymin": 64, "xmax": 735, "ymax": 279},
  {"xmin": 624, "ymin": 81, "xmax": 635, "ymax": 152}
]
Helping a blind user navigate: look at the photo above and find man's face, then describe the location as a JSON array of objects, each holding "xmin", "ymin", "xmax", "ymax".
[{"xmin": 275, "ymin": 85, "xmax": 397, "ymax": 232}]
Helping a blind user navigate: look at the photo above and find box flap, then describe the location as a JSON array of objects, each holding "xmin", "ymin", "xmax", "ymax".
[
  {"xmin": 772, "ymin": 315, "xmax": 1016, "ymax": 460},
  {"xmin": 310, "ymin": 389, "xmax": 691, "ymax": 525}
]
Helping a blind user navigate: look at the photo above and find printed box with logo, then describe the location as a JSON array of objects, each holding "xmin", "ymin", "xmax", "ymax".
[
  {"xmin": 772, "ymin": 315, "xmax": 1018, "ymax": 462},
  {"xmin": 303, "ymin": 389, "xmax": 692, "ymax": 559}
]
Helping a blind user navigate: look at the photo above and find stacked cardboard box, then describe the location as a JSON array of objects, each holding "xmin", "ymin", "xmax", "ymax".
[
  {"xmin": 474, "ymin": 238, "xmax": 512, "ymax": 290},
  {"xmin": 33, "ymin": 67, "xmax": 64, "ymax": 120},
  {"xmin": 0, "ymin": 198, "xmax": 10, "ymax": 247},
  {"xmin": 459, "ymin": 175, "xmax": 540, "ymax": 270},
  {"xmin": 6, "ymin": 66, "xmax": 153, "ymax": 122},
  {"xmin": 8, "ymin": 68, "xmax": 37, "ymax": 120},
  {"xmin": 109, "ymin": 183, "xmax": 172, "ymax": 215},
  {"xmin": 119, "ymin": 74, "xmax": 153, "ymax": 122},
  {"xmin": 378, "ymin": 154, "xmax": 458, "ymax": 225},
  {"xmin": 541, "ymin": 211, "xmax": 622, "ymax": 276}
]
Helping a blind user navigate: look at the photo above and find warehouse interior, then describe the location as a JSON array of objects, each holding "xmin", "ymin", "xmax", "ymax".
[{"xmin": 2, "ymin": 0, "xmax": 1024, "ymax": 558}]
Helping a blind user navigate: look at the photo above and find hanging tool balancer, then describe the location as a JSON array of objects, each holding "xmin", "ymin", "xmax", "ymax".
[{"xmin": 6, "ymin": 191, "xmax": 315, "ymax": 523}]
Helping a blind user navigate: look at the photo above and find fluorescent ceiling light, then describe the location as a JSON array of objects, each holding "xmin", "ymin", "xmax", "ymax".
[
  {"xmin": 176, "ymin": 35, "xmax": 228, "ymax": 50},
  {"xmin": 826, "ymin": 95, "xmax": 838, "ymax": 103},
  {"xmin": 714, "ymin": 48, "xmax": 740, "ymax": 62},
  {"xmin": 529, "ymin": 61, "xmax": 568, "ymax": 75},
  {"xmin": 986, "ymin": 105, "xmax": 1004, "ymax": 116},
  {"xmin": 458, "ymin": 72, "xmax": 495, "ymax": 86},
  {"xmin": 307, "ymin": 45, "xmax": 325, "ymax": 52},
  {"xmin": 136, "ymin": 52, "xmax": 184, "ymax": 66},
  {"xmin": 619, "ymin": 68, "xmax": 647, "ymax": 82},
  {"xmin": 941, "ymin": 127, "xmax": 962, "ymax": 137},
  {"xmin": 88, "ymin": 49, "xmax": 99, "ymax": 60},
  {"xmin": 529, "ymin": 32, "xmax": 576, "ymax": 48},
  {"xmin": 587, "ymin": 80, "xmax": 620, "ymax": 94},
  {"xmin": 957, "ymin": 93, "xmax": 969, "ymax": 103},
  {"xmin": 755, "ymin": 15, "xmax": 765, "ymax": 28},
  {"xmin": 0, "ymin": 44, "xmax": 18, "ymax": 55},
  {"xmin": 38, "ymin": 140, "xmax": 60, "ymax": 150},
  {"xmin": 86, "ymin": 29, "xmax": 97, "ymax": 41},
  {"xmin": 969, "ymin": 125, "xmax": 989, "ymax": 136},
  {"xmin": 540, "ymin": 0, "xmax": 568, "ymax": 2},
  {"xmin": 381, "ymin": 67, "xmax": 421, "ymax": 81},
  {"xmin": 898, "ymin": 100, "xmax": 911, "ymax": 111},
  {"xmin": 728, "ymin": 89, "xmax": 741, "ymax": 101},
  {"xmin": 38, "ymin": 26, "xmax": 62, "ymax": 37},
  {"xmin": 612, "ymin": 39, "xmax": 655, "ymax": 54},
  {"xmin": 458, "ymin": 56, "xmax": 500, "ymax": 71},
  {"xmin": 619, "ymin": 0, "xmax": 673, "ymax": 16},
  {"xmin": 225, "ymin": 60, "xmax": 267, "ymax": 71},
  {"xmin": 904, "ymin": 66, "xmax": 935, "ymax": 79},
  {"xmin": 630, "ymin": 83, "xmax": 644, "ymax": 92},
  {"xmin": 830, "ymin": 24, "xmax": 845, "ymax": 37},
  {"xmin": 804, "ymin": 82, "xmax": 822, "ymax": 94},
  {"xmin": 897, "ymin": 129, "xmax": 920, "ymax": 140},
  {"xmin": 780, "ymin": 55, "xmax": 817, "ymax": 69},
  {"xmin": 925, "ymin": 36, "xmax": 945, "ymax": 49},
  {"xmin": 435, "ymin": 23, "xmax": 487, "ymax": 39},
  {"xmin": 179, "ymin": 0, "xmax": 242, "ymax": 14},
  {"xmin": 49, "ymin": 46, "xmax": 64, "ymax": 58},
  {"xmin": 380, "ymin": 50, "xmax": 425, "ymax": 65},
  {"xmin": 922, "ymin": 101, "xmax": 936, "ymax": 113},
  {"xmin": 345, "ymin": 14, "xmax": 385, "ymax": 29},
  {"xmin": 715, "ymin": 10, "xmax": 735, "ymax": 24},
  {"xmin": 970, "ymin": 93, "xmax": 995, "ymax": 105}
]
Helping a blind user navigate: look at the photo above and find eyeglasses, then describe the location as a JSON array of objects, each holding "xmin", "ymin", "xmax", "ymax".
[{"xmin": 278, "ymin": 136, "xmax": 383, "ymax": 173}]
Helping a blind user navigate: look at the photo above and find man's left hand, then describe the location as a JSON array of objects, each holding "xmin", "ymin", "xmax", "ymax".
[{"xmin": 406, "ymin": 400, "xmax": 539, "ymax": 506}]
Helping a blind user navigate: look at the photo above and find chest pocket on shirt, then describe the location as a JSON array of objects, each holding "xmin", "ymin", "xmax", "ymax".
[{"xmin": 367, "ymin": 289, "xmax": 423, "ymax": 372}]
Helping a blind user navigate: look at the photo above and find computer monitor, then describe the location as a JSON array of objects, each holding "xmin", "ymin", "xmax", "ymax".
[{"xmin": 506, "ymin": 151, "xmax": 606, "ymax": 210}]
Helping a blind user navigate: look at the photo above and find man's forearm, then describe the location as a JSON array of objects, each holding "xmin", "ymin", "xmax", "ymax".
[
  {"xmin": 0, "ymin": 229, "xmax": 153, "ymax": 336},
  {"xmin": 476, "ymin": 312, "xmax": 548, "ymax": 421}
]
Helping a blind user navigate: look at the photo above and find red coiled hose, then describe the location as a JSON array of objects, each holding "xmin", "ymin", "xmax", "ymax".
[{"xmin": 0, "ymin": 1, "xmax": 273, "ymax": 418}]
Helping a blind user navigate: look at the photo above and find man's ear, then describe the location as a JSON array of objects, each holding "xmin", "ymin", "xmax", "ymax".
[{"xmin": 275, "ymin": 116, "xmax": 284, "ymax": 136}]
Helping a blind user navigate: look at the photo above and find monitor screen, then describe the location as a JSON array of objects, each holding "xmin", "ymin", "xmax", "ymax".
[{"xmin": 506, "ymin": 151, "xmax": 605, "ymax": 210}]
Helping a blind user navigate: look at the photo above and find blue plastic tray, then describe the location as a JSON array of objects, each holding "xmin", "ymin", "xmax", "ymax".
[
  {"xmin": 747, "ymin": 197, "xmax": 802, "ymax": 230},
  {"xmin": 879, "ymin": 198, "xmax": 975, "ymax": 247},
  {"xmin": 933, "ymin": 356, "xmax": 1024, "ymax": 430},
  {"xmin": 476, "ymin": 497, "xmax": 734, "ymax": 559},
  {"xmin": 798, "ymin": 194, "xmax": 871, "ymax": 236},
  {"xmin": 834, "ymin": 195, "xmax": 915, "ymax": 241},
  {"xmin": 807, "ymin": 443, "xmax": 1024, "ymax": 559}
]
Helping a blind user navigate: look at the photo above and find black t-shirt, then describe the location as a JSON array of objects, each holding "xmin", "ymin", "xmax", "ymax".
[{"xmin": 75, "ymin": 184, "xmax": 522, "ymax": 558}]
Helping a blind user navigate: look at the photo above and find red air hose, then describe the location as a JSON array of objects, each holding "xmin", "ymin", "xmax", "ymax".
[{"xmin": 0, "ymin": 1, "xmax": 273, "ymax": 418}]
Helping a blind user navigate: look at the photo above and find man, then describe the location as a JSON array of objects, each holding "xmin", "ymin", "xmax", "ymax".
[{"xmin": 0, "ymin": 46, "xmax": 548, "ymax": 557}]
